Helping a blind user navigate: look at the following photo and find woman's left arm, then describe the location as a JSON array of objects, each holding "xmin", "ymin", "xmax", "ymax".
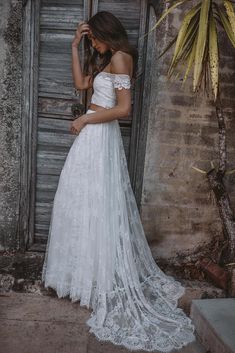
[
  {"xmin": 70, "ymin": 52, "xmax": 132, "ymax": 134},
  {"xmin": 87, "ymin": 86, "xmax": 132, "ymax": 123},
  {"xmin": 70, "ymin": 87, "xmax": 131, "ymax": 134}
]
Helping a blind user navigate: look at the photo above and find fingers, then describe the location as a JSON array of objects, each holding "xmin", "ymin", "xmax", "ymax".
[
  {"xmin": 70, "ymin": 125, "xmax": 76, "ymax": 133},
  {"xmin": 70, "ymin": 125, "xmax": 79, "ymax": 135},
  {"xmin": 72, "ymin": 128, "xmax": 78, "ymax": 134},
  {"xmin": 81, "ymin": 30, "xmax": 90, "ymax": 36},
  {"xmin": 71, "ymin": 129, "xmax": 78, "ymax": 135},
  {"xmin": 76, "ymin": 22, "xmax": 91, "ymax": 39},
  {"xmin": 81, "ymin": 25, "xmax": 90, "ymax": 31},
  {"xmin": 78, "ymin": 22, "xmax": 90, "ymax": 30}
]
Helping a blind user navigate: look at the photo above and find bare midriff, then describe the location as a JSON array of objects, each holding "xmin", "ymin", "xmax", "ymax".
[{"xmin": 88, "ymin": 103, "xmax": 109, "ymax": 111}]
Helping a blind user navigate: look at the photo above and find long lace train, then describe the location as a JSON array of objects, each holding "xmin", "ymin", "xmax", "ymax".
[{"xmin": 42, "ymin": 109, "xmax": 196, "ymax": 352}]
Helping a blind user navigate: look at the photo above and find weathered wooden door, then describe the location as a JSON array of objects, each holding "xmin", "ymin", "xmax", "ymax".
[
  {"xmin": 35, "ymin": 0, "xmax": 88, "ymax": 250},
  {"xmin": 20, "ymin": 0, "xmax": 157, "ymax": 251}
]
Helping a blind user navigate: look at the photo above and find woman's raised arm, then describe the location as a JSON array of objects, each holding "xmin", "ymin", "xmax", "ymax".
[{"xmin": 72, "ymin": 22, "xmax": 93, "ymax": 90}]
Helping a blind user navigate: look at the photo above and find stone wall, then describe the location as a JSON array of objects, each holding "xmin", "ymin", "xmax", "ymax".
[
  {"xmin": 141, "ymin": 5, "xmax": 235, "ymax": 264},
  {"xmin": 0, "ymin": 0, "xmax": 22, "ymax": 250}
]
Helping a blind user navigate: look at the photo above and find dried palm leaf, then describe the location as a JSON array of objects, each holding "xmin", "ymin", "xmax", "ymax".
[
  {"xmin": 193, "ymin": 0, "xmax": 211, "ymax": 92},
  {"xmin": 224, "ymin": 0, "xmax": 235, "ymax": 36},
  {"xmin": 216, "ymin": 4, "xmax": 235, "ymax": 47},
  {"xmin": 139, "ymin": 0, "xmax": 189, "ymax": 40},
  {"xmin": 182, "ymin": 34, "xmax": 198, "ymax": 84},
  {"xmin": 209, "ymin": 11, "xmax": 219, "ymax": 100},
  {"xmin": 168, "ymin": 7, "xmax": 200, "ymax": 76}
]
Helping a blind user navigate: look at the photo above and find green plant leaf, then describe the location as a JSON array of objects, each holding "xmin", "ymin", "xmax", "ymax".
[
  {"xmin": 209, "ymin": 11, "xmax": 219, "ymax": 100},
  {"xmin": 224, "ymin": 0, "xmax": 235, "ymax": 36},
  {"xmin": 168, "ymin": 12, "xmax": 199, "ymax": 77},
  {"xmin": 193, "ymin": 0, "xmax": 211, "ymax": 92},
  {"xmin": 139, "ymin": 0, "xmax": 189, "ymax": 40},
  {"xmin": 216, "ymin": 4, "xmax": 235, "ymax": 47},
  {"xmin": 182, "ymin": 34, "xmax": 197, "ymax": 84},
  {"xmin": 168, "ymin": 4, "xmax": 200, "ymax": 74},
  {"xmin": 170, "ymin": 4, "xmax": 200, "ymax": 59}
]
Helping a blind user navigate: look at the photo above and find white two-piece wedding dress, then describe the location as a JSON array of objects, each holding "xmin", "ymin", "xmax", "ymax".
[{"xmin": 42, "ymin": 71, "xmax": 196, "ymax": 352}]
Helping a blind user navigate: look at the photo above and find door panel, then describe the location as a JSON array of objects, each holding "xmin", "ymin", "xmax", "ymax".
[
  {"xmin": 34, "ymin": 0, "xmax": 88, "ymax": 245},
  {"xmin": 24, "ymin": 0, "xmax": 150, "ymax": 251}
]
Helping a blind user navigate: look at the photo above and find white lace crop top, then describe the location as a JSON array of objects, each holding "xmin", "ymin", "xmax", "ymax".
[{"xmin": 90, "ymin": 72, "xmax": 131, "ymax": 109}]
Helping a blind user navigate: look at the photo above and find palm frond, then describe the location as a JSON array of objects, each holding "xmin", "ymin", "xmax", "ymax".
[
  {"xmin": 170, "ymin": 12, "xmax": 200, "ymax": 74},
  {"xmin": 167, "ymin": 4, "xmax": 201, "ymax": 76},
  {"xmin": 193, "ymin": 0, "xmax": 211, "ymax": 92},
  {"xmin": 209, "ymin": 10, "xmax": 219, "ymax": 100},
  {"xmin": 153, "ymin": 0, "xmax": 235, "ymax": 100},
  {"xmin": 182, "ymin": 34, "xmax": 198, "ymax": 84},
  {"xmin": 224, "ymin": 0, "xmax": 235, "ymax": 36},
  {"xmin": 215, "ymin": 4, "xmax": 235, "ymax": 47},
  {"xmin": 139, "ymin": 0, "xmax": 189, "ymax": 40}
]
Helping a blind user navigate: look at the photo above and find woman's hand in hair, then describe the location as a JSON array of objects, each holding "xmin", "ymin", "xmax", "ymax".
[{"xmin": 72, "ymin": 21, "xmax": 91, "ymax": 47}]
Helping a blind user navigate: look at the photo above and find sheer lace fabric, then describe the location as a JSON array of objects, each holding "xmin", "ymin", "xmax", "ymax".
[
  {"xmin": 90, "ymin": 72, "xmax": 131, "ymax": 108},
  {"xmin": 42, "ymin": 73, "xmax": 195, "ymax": 352}
]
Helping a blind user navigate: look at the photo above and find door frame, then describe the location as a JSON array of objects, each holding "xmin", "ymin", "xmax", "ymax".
[
  {"xmin": 18, "ymin": 0, "xmax": 157, "ymax": 251},
  {"xmin": 18, "ymin": 0, "xmax": 40, "ymax": 251}
]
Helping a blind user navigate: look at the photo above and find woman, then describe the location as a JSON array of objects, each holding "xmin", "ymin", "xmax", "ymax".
[{"xmin": 42, "ymin": 11, "xmax": 196, "ymax": 352}]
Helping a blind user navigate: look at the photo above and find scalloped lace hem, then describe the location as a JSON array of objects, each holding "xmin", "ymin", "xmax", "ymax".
[
  {"xmin": 87, "ymin": 324, "xmax": 196, "ymax": 353},
  {"xmin": 42, "ymin": 273, "xmax": 195, "ymax": 352}
]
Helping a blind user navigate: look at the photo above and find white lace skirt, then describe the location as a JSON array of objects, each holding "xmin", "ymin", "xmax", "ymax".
[{"xmin": 42, "ymin": 109, "xmax": 196, "ymax": 352}]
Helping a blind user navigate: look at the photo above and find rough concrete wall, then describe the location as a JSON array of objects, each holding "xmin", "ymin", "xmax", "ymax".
[
  {"xmin": 0, "ymin": 0, "xmax": 22, "ymax": 250},
  {"xmin": 141, "ymin": 6, "xmax": 235, "ymax": 264}
]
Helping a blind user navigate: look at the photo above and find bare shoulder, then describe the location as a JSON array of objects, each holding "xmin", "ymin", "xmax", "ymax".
[{"xmin": 110, "ymin": 50, "xmax": 133, "ymax": 77}]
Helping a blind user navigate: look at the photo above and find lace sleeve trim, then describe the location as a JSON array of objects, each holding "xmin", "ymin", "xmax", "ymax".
[{"xmin": 113, "ymin": 74, "xmax": 131, "ymax": 90}]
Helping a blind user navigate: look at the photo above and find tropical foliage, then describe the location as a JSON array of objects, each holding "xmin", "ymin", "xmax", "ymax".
[{"xmin": 142, "ymin": 0, "xmax": 235, "ymax": 102}]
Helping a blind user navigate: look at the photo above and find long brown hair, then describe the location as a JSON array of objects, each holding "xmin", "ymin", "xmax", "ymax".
[{"xmin": 83, "ymin": 11, "xmax": 138, "ymax": 83}]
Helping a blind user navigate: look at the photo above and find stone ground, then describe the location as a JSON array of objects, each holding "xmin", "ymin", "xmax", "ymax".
[{"xmin": 0, "ymin": 291, "xmax": 207, "ymax": 353}]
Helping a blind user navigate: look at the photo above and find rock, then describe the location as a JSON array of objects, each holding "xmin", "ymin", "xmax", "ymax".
[{"xmin": 0, "ymin": 274, "xmax": 15, "ymax": 292}]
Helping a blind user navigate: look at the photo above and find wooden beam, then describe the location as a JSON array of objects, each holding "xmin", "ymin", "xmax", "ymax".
[
  {"xmin": 18, "ymin": 0, "xmax": 40, "ymax": 251},
  {"xmin": 128, "ymin": 0, "xmax": 149, "ymax": 208}
]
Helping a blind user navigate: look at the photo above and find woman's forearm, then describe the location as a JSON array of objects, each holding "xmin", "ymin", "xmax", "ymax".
[
  {"xmin": 85, "ymin": 105, "xmax": 130, "ymax": 124},
  {"xmin": 72, "ymin": 44, "xmax": 85, "ymax": 89}
]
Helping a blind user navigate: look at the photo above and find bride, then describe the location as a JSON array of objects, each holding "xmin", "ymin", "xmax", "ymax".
[{"xmin": 42, "ymin": 11, "xmax": 196, "ymax": 352}]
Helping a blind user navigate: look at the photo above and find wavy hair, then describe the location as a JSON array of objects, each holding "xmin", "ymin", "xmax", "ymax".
[{"xmin": 83, "ymin": 11, "xmax": 138, "ymax": 84}]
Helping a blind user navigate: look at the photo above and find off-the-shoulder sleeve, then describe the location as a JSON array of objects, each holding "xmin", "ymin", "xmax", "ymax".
[{"xmin": 113, "ymin": 74, "xmax": 131, "ymax": 90}]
